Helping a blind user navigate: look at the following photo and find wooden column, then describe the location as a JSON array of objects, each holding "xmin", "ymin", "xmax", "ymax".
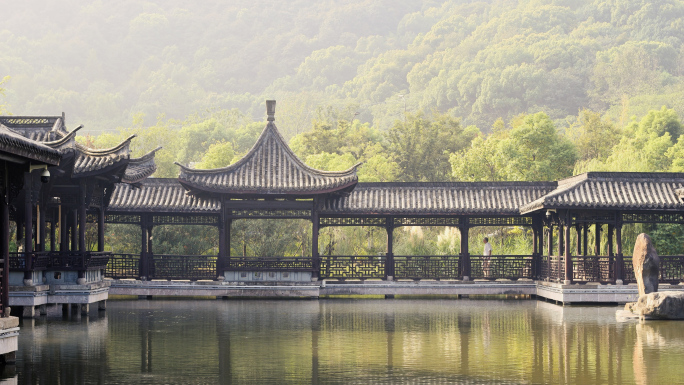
[
  {"xmin": 532, "ymin": 216, "xmax": 540, "ymax": 279},
  {"xmin": 78, "ymin": 184, "xmax": 86, "ymax": 253},
  {"xmin": 615, "ymin": 213, "xmax": 624, "ymax": 283},
  {"xmin": 385, "ymin": 217, "xmax": 394, "ymax": 280},
  {"xmin": 1, "ymin": 182, "xmax": 9, "ymax": 315},
  {"xmin": 50, "ymin": 209, "xmax": 56, "ymax": 252},
  {"xmin": 563, "ymin": 211, "xmax": 572, "ymax": 283},
  {"xmin": 582, "ymin": 223, "xmax": 588, "ymax": 256},
  {"xmin": 311, "ymin": 199, "xmax": 320, "ymax": 280},
  {"xmin": 140, "ymin": 215, "xmax": 149, "ymax": 280},
  {"xmin": 547, "ymin": 224, "xmax": 553, "ymax": 257},
  {"xmin": 607, "ymin": 224, "xmax": 614, "ymax": 256},
  {"xmin": 23, "ymin": 172, "xmax": 33, "ymax": 279},
  {"xmin": 218, "ymin": 206, "xmax": 226, "ymax": 278},
  {"xmin": 557, "ymin": 221, "xmax": 563, "ymax": 257},
  {"xmin": 575, "ymin": 225, "xmax": 581, "ymax": 256},
  {"xmin": 70, "ymin": 209, "xmax": 78, "ymax": 252},
  {"xmin": 594, "ymin": 223, "xmax": 601, "ymax": 256},
  {"xmin": 98, "ymin": 207, "xmax": 105, "ymax": 252},
  {"xmin": 460, "ymin": 218, "xmax": 470, "ymax": 279},
  {"xmin": 60, "ymin": 206, "xmax": 68, "ymax": 251},
  {"xmin": 37, "ymin": 204, "xmax": 46, "ymax": 252}
]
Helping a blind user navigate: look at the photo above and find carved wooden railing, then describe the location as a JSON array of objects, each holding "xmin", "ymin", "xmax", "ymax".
[
  {"xmin": 393, "ymin": 255, "xmax": 460, "ymax": 280},
  {"xmin": 106, "ymin": 253, "xmax": 140, "ymax": 279},
  {"xmin": 319, "ymin": 255, "xmax": 386, "ymax": 279},
  {"xmin": 623, "ymin": 255, "xmax": 684, "ymax": 284},
  {"xmin": 48, "ymin": 251, "xmax": 110, "ymax": 271},
  {"xmin": 539, "ymin": 255, "xmax": 564, "ymax": 282},
  {"xmin": 224, "ymin": 257, "xmax": 314, "ymax": 271},
  {"xmin": 9, "ymin": 252, "xmax": 51, "ymax": 271},
  {"xmin": 469, "ymin": 255, "xmax": 535, "ymax": 280},
  {"xmin": 571, "ymin": 256, "xmax": 614, "ymax": 283},
  {"xmin": 149, "ymin": 254, "xmax": 217, "ymax": 280}
]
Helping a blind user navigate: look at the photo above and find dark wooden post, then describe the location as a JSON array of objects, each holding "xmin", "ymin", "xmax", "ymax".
[
  {"xmin": 385, "ymin": 217, "xmax": 394, "ymax": 280},
  {"xmin": 78, "ymin": 184, "xmax": 86, "ymax": 253},
  {"xmin": 594, "ymin": 223, "xmax": 601, "ymax": 256},
  {"xmin": 575, "ymin": 225, "xmax": 581, "ymax": 256},
  {"xmin": 23, "ymin": 172, "xmax": 33, "ymax": 280},
  {"xmin": 532, "ymin": 216, "xmax": 540, "ymax": 279},
  {"xmin": 582, "ymin": 223, "xmax": 588, "ymax": 256},
  {"xmin": 147, "ymin": 220, "xmax": 154, "ymax": 278},
  {"xmin": 60, "ymin": 206, "xmax": 67, "ymax": 251},
  {"xmin": 2, "ymin": 182, "xmax": 10, "ymax": 314},
  {"xmin": 607, "ymin": 224, "xmax": 614, "ymax": 283},
  {"xmin": 98, "ymin": 207, "xmax": 105, "ymax": 252},
  {"xmin": 37, "ymin": 204, "xmax": 46, "ymax": 252},
  {"xmin": 140, "ymin": 215, "xmax": 149, "ymax": 280},
  {"xmin": 615, "ymin": 212, "xmax": 624, "ymax": 283},
  {"xmin": 557, "ymin": 221, "xmax": 563, "ymax": 257},
  {"xmin": 460, "ymin": 218, "xmax": 470, "ymax": 279},
  {"xmin": 311, "ymin": 199, "xmax": 320, "ymax": 280},
  {"xmin": 218, "ymin": 206, "xmax": 226, "ymax": 279},
  {"xmin": 547, "ymin": 224, "xmax": 553, "ymax": 257},
  {"xmin": 49, "ymin": 209, "xmax": 56, "ymax": 252},
  {"xmin": 563, "ymin": 211, "xmax": 572, "ymax": 284},
  {"xmin": 70, "ymin": 209, "xmax": 78, "ymax": 252}
]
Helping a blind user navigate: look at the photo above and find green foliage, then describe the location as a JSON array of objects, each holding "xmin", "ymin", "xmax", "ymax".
[
  {"xmin": 388, "ymin": 111, "xmax": 478, "ymax": 182},
  {"xmin": 195, "ymin": 141, "xmax": 235, "ymax": 169}
]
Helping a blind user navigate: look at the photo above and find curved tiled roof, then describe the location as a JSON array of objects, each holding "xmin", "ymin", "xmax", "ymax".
[
  {"xmin": 122, "ymin": 147, "xmax": 161, "ymax": 184},
  {"xmin": 0, "ymin": 116, "xmax": 67, "ymax": 142},
  {"xmin": 520, "ymin": 172, "xmax": 684, "ymax": 213},
  {"xmin": 108, "ymin": 179, "xmax": 220, "ymax": 213},
  {"xmin": 0, "ymin": 124, "xmax": 61, "ymax": 165},
  {"xmin": 176, "ymin": 121, "xmax": 359, "ymax": 197},
  {"xmin": 321, "ymin": 182, "xmax": 557, "ymax": 215}
]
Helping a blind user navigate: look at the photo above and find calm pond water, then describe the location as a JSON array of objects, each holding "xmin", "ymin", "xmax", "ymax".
[{"xmin": 5, "ymin": 298, "xmax": 684, "ymax": 384}]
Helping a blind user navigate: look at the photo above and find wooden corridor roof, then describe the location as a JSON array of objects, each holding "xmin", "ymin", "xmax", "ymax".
[
  {"xmin": 0, "ymin": 123, "xmax": 61, "ymax": 165},
  {"xmin": 108, "ymin": 178, "xmax": 220, "ymax": 214},
  {"xmin": 520, "ymin": 172, "xmax": 684, "ymax": 213},
  {"xmin": 176, "ymin": 101, "xmax": 359, "ymax": 197}
]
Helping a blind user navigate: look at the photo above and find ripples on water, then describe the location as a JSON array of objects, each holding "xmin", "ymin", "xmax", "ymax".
[{"xmin": 6, "ymin": 298, "xmax": 684, "ymax": 384}]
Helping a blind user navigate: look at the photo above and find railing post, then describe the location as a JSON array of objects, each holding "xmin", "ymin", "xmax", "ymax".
[
  {"xmin": 98, "ymin": 207, "xmax": 105, "ymax": 252},
  {"xmin": 615, "ymin": 212, "xmax": 624, "ymax": 284},
  {"xmin": 563, "ymin": 210, "xmax": 572, "ymax": 285},
  {"xmin": 311, "ymin": 199, "xmax": 320, "ymax": 281},
  {"xmin": 140, "ymin": 215, "xmax": 149, "ymax": 280},
  {"xmin": 218, "ymin": 203, "xmax": 226, "ymax": 280},
  {"xmin": 2, "ymin": 182, "xmax": 10, "ymax": 315},
  {"xmin": 23, "ymin": 172, "xmax": 33, "ymax": 282},
  {"xmin": 385, "ymin": 217, "xmax": 394, "ymax": 280},
  {"xmin": 460, "ymin": 218, "xmax": 470, "ymax": 280},
  {"xmin": 608, "ymin": 224, "xmax": 614, "ymax": 283}
]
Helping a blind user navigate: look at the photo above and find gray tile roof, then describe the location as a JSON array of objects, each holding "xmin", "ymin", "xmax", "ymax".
[
  {"xmin": 0, "ymin": 123, "xmax": 61, "ymax": 165},
  {"xmin": 320, "ymin": 182, "xmax": 557, "ymax": 215},
  {"xmin": 520, "ymin": 172, "xmax": 684, "ymax": 213},
  {"xmin": 0, "ymin": 116, "xmax": 67, "ymax": 142},
  {"xmin": 176, "ymin": 121, "xmax": 359, "ymax": 196},
  {"xmin": 122, "ymin": 147, "xmax": 161, "ymax": 184},
  {"xmin": 108, "ymin": 179, "xmax": 220, "ymax": 213}
]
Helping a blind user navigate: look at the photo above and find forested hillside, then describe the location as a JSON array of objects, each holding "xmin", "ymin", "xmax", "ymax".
[{"xmin": 2, "ymin": 0, "xmax": 684, "ymax": 133}]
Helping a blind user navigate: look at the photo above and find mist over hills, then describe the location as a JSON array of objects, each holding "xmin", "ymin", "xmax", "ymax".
[{"xmin": 2, "ymin": 0, "xmax": 684, "ymax": 136}]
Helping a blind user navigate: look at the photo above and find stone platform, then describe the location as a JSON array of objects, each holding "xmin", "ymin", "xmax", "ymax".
[
  {"xmin": 107, "ymin": 279, "xmax": 684, "ymax": 303},
  {"xmin": 10, "ymin": 280, "xmax": 111, "ymax": 318}
]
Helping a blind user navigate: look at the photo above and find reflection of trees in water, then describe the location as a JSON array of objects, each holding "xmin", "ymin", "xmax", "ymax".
[{"xmin": 15, "ymin": 300, "xmax": 684, "ymax": 384}]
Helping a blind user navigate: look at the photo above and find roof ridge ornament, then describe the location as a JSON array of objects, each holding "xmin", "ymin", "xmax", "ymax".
[{"xmin": 266, "ymin": 100, "xmax": 276, "ymax": 122}]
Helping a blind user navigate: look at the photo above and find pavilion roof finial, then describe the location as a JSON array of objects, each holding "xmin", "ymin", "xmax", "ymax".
[{"xmin": 266, "ymin": 100, "xmax": 276, "ymax": 122}]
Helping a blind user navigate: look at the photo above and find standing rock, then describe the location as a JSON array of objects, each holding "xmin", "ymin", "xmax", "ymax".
[{"xmin": 632, "ymin": 233, "xmax": 660, "ymax": 297}]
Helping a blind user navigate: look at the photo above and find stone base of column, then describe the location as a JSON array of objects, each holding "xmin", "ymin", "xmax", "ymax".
[
  {"xmin": 616, "ymin": 279, "xmax": 624, "ymax": 285},
  {"xmin": 563, "ymin": 280, "xmax": 572, "ymax": 285},
  {"xmin": 98, "ymin": 300, "xmax": 106, "ymax": 311},
  {"xmin": 462, "ymin": 276, "xmax": 470, "ymax": 281},
  {"xmin": 21, "ymin": 306, "xmax": 36, "ymax": 319}
]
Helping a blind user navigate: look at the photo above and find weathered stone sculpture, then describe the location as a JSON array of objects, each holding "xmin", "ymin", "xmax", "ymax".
[{"xmin": 632, "ymin": 233, "xmax": 659, "ymax": 297}]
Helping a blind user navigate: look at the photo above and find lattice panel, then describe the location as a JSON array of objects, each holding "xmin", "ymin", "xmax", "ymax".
[
  {"xmin": 393, "ymin": 217, "xmax": 461, "ymax": 227},
  {"xmin": 153, "ymin": 215, "xmax": 218, "ymax": 225},
  {"xmin": 229, "ymin": 209, "xmax": 311, "ymax": 218},
  {"xmin": 224, "ymin": 258, "xmax": 314, "ymax": 271},
  {"xmin": 106, "ymin": 253, "xmax": 140, "ymax": 279},
  {"xmin": 320, "ymin": 255, "xmax": 385, "ymax": 279},
  {"xmin": 150, "ymin": 254, "xmax": 217, "ymax": 280},
  {"xmin": 572, "ymin": 212, "xmax": 616, "ymax": 223},
  {"xmin": 622, "ymin": 256, "xmax": 636, "ymax": 283},
  {"xmin": 393, "ymin": 256, "xmax": 460, "ymax": 279},
  {"xmin": 469, "ymin": 217, "xmax": 532, "ymax": 226},
  {"xmin": 8, "ymin": 252, "xmax": 50, "ymax": 271},
  {"xmin": 659, "ymin": 256, "xmax": 684, "ymax": 283},
  {"xmin": 572, "ymin": 256, "xmax": 614, "ymax": 283},
  {"xmin": 622, "ymin": 213, "xmax": 684, "ymax": 224},
  {"xmin": 320, "ymin": 217, "xmax": 386, "ymax": 227},
  {"xmin": 106, "ymin": 214, "xmax": 141, "ymax": 224},
  {"xmin": 469, "ymin": 255, "xmax": 534, "ymax": 280},
  {"xmin": 539, "ymin": 255, "xmax": 564, "ymax": 282},
  {"xmin": 0, "ymin": 117, "xmax": 51, "ymax": 126}
]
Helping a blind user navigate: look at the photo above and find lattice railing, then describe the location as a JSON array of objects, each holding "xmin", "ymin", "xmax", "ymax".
[
  {"xmin": 539, "ymin": 255, "xmax": 564, "ymax": 282},
  {"xmin": 48, "ymin": 251, "xmax": 110, "ymax": 271},
  {"xmin": 572, "ymin": 256, "xmax": 614, "ymax": 283},
  {"xmin": 623, "ymin": 255, "xmax": 684, "ymax": 284},
  {"xmin": 393, "ymin": 255, "xmax": 460, "ymax": 280},
  {"xmin": 320, "ymin": 255, "xmax": 385, "ymax": 279},
  {"xmin": 224, "ymin": 257, "xmax": 314, "ymax": 271},
  {"xmin": 469, "ymin": 255, "xmax": 534, "ymax": 280},
  {"xmin": 9, "ymin": 252, "xmax": 51, "ymax": 271},
  {"xmin": 150, "ymin": 254, "xmax": 217, "ymax": 280},
  {"xmin": 320, "ymin": 217, "xmax": 386, "ymax": 227},
  {"xmin": 106, "ymin": 253, "xmax": 140, "ymax": 279}
]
